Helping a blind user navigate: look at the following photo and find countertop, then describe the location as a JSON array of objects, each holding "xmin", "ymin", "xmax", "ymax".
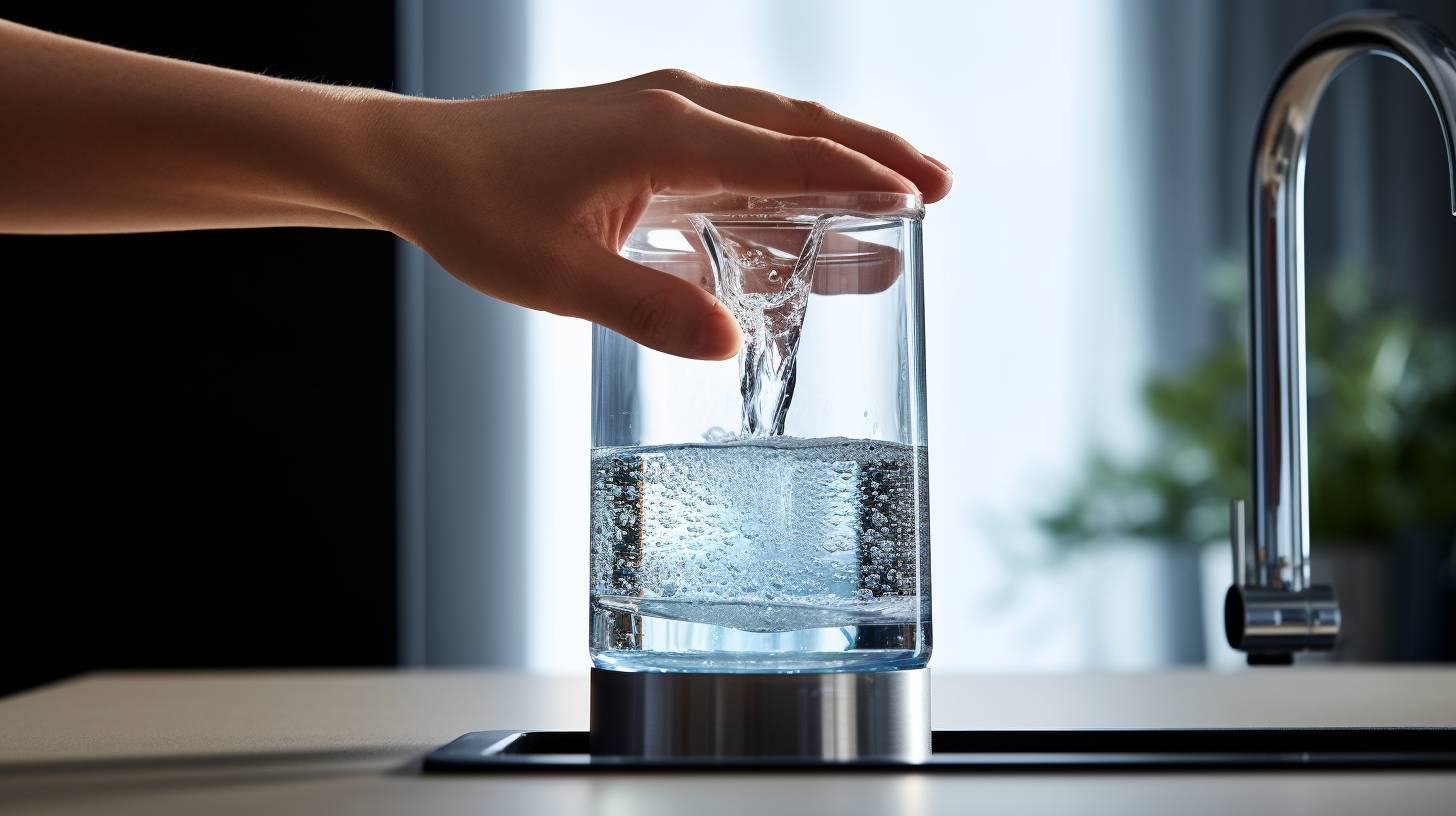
[{"xmin": 1, "ymin": 667, "xmax": 1454, "ymax": 814}]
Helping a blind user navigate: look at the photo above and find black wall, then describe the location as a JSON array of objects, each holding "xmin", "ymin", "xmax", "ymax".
[{"xmin": 0, "ymin": 4, "xmax": 398, "ymax": 696}]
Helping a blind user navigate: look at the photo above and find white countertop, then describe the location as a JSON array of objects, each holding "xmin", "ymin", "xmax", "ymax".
[{"xmin": 2, "ymin": 667, "xmax": 1454, "ymax": 814}]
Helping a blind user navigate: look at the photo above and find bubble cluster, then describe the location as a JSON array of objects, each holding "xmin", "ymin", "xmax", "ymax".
[{"xmin": 590, "ymin": 437, "xmax": 930, "ymax": 634}]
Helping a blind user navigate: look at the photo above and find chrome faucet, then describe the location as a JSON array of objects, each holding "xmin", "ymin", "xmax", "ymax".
[{"xmin": 1225, "ymin": 11, "xmax": 1456, "ymax": 664}]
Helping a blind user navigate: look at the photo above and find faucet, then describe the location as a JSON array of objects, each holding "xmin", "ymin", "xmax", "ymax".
[{"xmin": 1225, "ymin": 11, "xmax": 1456, "ymax": 664}]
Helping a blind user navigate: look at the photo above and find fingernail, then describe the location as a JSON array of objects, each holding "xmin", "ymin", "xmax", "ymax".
[{"xmin": 921, "ymin": 153, "xmax": 952, "ymax": 175}]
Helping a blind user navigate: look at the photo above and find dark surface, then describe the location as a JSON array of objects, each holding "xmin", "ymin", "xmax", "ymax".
[
  {"xmin": 424, "ymin": 729, "xmax": 1456, "ymax": 772},
  {"xmin": 0, "ymin": 3, "xmax": 398, "ymax": 697}
]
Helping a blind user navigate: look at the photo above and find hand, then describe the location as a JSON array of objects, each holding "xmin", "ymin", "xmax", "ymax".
[
  {"xmin": 637, "ymin": 226, "xmax": 910, "ymax": 299},
  {"xmin": 0, "ymin": 19, "xmax": 951, "ymax": 360},
  {"xmin": 367, "ymin": 71, "xmax": 951, "ymax": 359}
]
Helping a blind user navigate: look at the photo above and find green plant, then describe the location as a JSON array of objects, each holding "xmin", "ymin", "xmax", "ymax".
[{"xmin": 1042, "ymin": 263, "xmax": 1456, "ymax": 550}]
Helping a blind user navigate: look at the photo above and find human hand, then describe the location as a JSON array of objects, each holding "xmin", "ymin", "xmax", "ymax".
[
  {"xmin": 0, "ymin": 20, "xmax": 950, "ymax": 359},
  {"xmin": 635, "ymin": 225, "xmax": 911, "ymax": 299},
  {"xmin": 365, "ymin": 71, "xmax": 951, "ymax": 359}
]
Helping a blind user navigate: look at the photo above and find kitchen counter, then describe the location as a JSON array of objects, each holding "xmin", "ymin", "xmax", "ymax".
[{"xmin": 1, "ymin": 668, "xmax": 1453, "ymax": 814}]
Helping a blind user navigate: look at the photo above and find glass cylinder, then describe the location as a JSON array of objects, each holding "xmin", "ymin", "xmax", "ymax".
[{"xmin": 590, "ymin": 192, "xmax": 930, "ymax": 673}]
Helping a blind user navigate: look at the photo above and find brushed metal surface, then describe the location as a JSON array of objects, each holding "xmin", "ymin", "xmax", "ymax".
[{"xmin": 589, "ymin": 668, "xmax": 930, "ymax": 760}]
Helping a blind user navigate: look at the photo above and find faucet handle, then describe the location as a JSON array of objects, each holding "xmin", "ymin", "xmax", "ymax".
[
  {"xmin": 1230, "ymin": 499, "xmax": 1247, "ymax": 587},
  {"xmin": 1225, "ymin": 498, "xmax": 1340, "ymax": 664},
  {"xmin": 1224, "ymin": 583, "xmax": 1340, "ymax": 663}
]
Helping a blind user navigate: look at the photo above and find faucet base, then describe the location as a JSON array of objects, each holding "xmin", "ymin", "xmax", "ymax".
[
  {"xmin": 1225, "ymin": 584, "xmax": 1341, "ymax": 658},
  {"xmin": 1246, "ymin": 652, "xmax": 1296, "ymax": 667}
]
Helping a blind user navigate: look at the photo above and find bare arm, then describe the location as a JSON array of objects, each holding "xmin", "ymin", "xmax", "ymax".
[
  {"xmin": 0, "ymin": 18, "xmax": 391, "ymax": 232},
  {"xmin": 0, "ymin": 19, "xmax": 952, "ymax": 358}
]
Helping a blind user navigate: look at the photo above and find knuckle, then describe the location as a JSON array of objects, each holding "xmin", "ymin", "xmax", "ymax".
[
  {"xmin": 626, "ymin": 287, "xmax": 678, "ymax": 348},
  {"xmin": 791, "ymin": 136, "xmax": 843, "ymax": 188},
  {"xmin": 629, "ymin": 90, "xmax": 700, "ymax": 163},
  {"xmin": 792, "ymin": 98, "xmax": 833, "ymax": 126},
  {"xmin": 631, "ymin": 87, "xmax": 693, "ymax": 119},
  {"xmin": 794, "ymin": 135, "xmax": 843, "ymax": 166},
  {"xmin": 883, "ymin": 129, "xmax": 919, "ymax": 157},
  {"xmin": 646, "ymin": 68, "xmax": 705, "ymax": 91}
]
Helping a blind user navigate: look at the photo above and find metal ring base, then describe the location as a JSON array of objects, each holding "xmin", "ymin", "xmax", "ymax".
[{"xmin": 589, "ymin": 667, "xmax": 930, "ymax": 760}]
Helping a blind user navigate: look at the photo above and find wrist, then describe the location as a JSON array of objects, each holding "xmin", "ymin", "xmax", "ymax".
[
  {"xmin": 277, "ymin": 86, "xmax": 411, "ymax": 231},
  {"xmin": 314, "ymin": 90, "xmax": 443, "ymax": 237}
]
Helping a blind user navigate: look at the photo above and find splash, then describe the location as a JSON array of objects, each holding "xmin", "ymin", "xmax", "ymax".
[{"xmin": 689, "ymin": 214, "xmax": 846, "ymax": 437}]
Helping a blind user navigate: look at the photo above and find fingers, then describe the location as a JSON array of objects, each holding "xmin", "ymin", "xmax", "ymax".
[
  {"xmin": 635, "ymin": 89, "xmax": 915, "ymax": 198},
  {"xmin": 809, "ymin": 233, "xmax": 903, "ymax": 295},
  {"xmin": 619, "ymin": 70, "xmax": 952, "ymax": 202},
  {"xmin": 716, "ymin": 228, "xmax": 903, "ymax": 295},
  {"xmin": 627, "ymin": 227, "xmax": 903, "ymax": 298},
  {"xmin": 554, "ymin": 243, "xmax": 743, "ymax": 360}
]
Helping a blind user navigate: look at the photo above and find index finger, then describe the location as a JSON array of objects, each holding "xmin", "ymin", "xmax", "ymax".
[
  {"xmin": 639, "ymin": 89, "xmax": 917, "ymax": 198},
  {"xmin": 617, "ymin": 70, "xmax": 952, "ymax": 203},
  {"xmin": 634, "ymin": 226, "xmax": 903, "ymax": 297}
]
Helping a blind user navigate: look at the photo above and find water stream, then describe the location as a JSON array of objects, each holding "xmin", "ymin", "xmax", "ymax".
[{"xmin": 689, "ymin": 214, "xmax": 847, "ymax": 437}]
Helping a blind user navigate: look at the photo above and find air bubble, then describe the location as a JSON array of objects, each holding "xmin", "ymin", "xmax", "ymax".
[{"xmin": 590, "ymin": 438, "xmax": 928, "ymax": 634}]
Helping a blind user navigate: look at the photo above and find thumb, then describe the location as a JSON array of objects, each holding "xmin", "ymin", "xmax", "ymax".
[{"xmin": 555, "ymin": 245, "xmax": 742, "ymax": 360}]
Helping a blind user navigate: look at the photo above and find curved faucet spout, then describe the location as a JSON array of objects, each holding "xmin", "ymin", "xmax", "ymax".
[
  {"xmin": 1231, "ymin": 11, "xmax": 1456, "ymax": 661},
  {"xmin": 1257, "ymin": 12, "xmax": 1456, "ymax": 215}
]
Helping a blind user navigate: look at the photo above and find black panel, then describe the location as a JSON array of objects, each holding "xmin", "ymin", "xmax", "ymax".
[
  {"xmin": 423, "ymin": 729, "xmax": 1456, "ymax": 772},
  {"xmin": 0, "ymin": 3, "xmax": 398, "ymax": 697}
]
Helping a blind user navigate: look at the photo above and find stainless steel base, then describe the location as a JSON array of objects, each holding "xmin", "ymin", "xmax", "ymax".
[{"xmin": 589, "ymin": 667, "xmax": 930, "ymax": 760}]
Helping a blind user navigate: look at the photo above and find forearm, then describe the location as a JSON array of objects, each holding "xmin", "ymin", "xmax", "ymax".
[
  {"xmin": 0, "ymin": 23, "xmax": 952, "ymax": 360},
  {"xmin": 0, "ymin": 19, "xmax": 398, "ymax": 234}
]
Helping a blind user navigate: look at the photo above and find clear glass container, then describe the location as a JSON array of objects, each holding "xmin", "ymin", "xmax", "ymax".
[{"xmin": 590, "ymin": 192, "xmax": 930, "ymax": 673}]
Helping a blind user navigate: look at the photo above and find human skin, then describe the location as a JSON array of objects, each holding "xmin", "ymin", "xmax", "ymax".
[{"xmin": 0, "ymin": 19, "xmax": 952, "ymax": 359}]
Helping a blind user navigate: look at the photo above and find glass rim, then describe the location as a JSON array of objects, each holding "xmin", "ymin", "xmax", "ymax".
[{"xmin": 637, "ymin": 191, "xmax": 924, "ymax": 225}]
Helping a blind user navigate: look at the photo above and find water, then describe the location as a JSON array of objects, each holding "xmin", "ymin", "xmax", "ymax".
[
  {"xmin": 689, "ymin": 214, "xmax": 848, "ymax": 437},
  {"xmin": 590, "ymin": 210, "xmax": 928, "ymax": 672},
  {"xmin": 590, "ymin": 437, "xmax": 930, "ymax": 673}
]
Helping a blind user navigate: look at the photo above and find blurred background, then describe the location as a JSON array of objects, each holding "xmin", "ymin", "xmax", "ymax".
[{"xmin": 2, "ymin": 0, "xmax": 1452, "ymax": 697}]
